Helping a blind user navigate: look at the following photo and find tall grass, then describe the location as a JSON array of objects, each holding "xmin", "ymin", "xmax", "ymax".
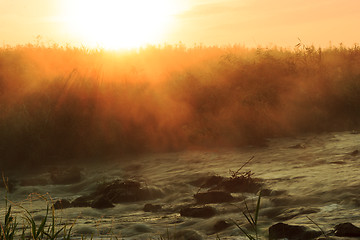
[{"xmin": 1, "ymin": 43, "xmax": 360, "ymax": 168}]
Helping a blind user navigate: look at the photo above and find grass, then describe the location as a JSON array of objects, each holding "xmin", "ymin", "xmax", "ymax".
[
  {"xmin": 0, "ymin": 174, "xmax": 76, "ymax": 240},
  {"xmin": 232, "ymin": 191, "xmax": 262, "ymax": 240},
  {"xmin": 1, "ymin": 43, "xmax": 360, "ymax": 169},
  {"xmin": 0, "ymin": 202, "xmax": 74, "ymax": 240}
]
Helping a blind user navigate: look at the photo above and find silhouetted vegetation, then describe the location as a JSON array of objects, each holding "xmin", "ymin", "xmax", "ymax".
[{"xmin": 1, "ymin": 43, "xmax": 360, "ymax": 169}]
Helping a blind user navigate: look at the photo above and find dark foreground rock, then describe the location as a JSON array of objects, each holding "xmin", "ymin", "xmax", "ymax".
[
  {"xmin": 194, "ymin": 191, "xmax": 234, "ymax": 204},
  {"xmin": 350, "ymin": 150, "xmax": 359, "ymax": 156},
  {"xmin": 191, "ymin": 171, "xmax": 263, "ymax": 194},
  {"xmin": 334, "ymin": 222, "xmax": 360, "ymax": 237},
  {"xmin": 180, "ymin": 206, "xmax": 216, "ymax": 218},
  {"xmin": 94, "ymin": 180, "xmax": 163, "ymax": 203},
  {"xmin": 269, "ymin": 222, "xmax": 321, "ymax": 240},
  {"xmin": 173, "ymin": 230, "xmax": 203, "ymax": 240},
  {"xmin": 64, "ymin": 179, "xmax": 163, "ymax": 209},
  {"xmin": 213, "ymin": 220, "xmax": 231, "ymax": 232},
  {"xmin": 71, "ymin": 196, "xmax": 92, "ymax": 207},
  {"xmin": 143, "ymin": 204, "xmax": 162, "ymax": 212},
  {"xmin": 91, "ymin": 195, "xmax": 115, "ymax": 209},
  {"xmin": 215, "ymin": 176, "xmax": 262, "ymax": 193}
]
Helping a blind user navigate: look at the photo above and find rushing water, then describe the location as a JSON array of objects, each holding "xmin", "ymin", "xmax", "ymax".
[{"xmin": 1, "ymin": 131, "xmax": 360, "ymax": 239}]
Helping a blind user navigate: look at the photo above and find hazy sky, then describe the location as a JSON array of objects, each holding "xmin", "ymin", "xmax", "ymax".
[{"xmin": 1, "ymin": 0, "xmax": 360, "ymax": 48}]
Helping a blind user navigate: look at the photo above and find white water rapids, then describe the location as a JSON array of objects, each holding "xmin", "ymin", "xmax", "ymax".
[{"xmin": 1, "ymin": 131, "xmax": 360, "ymax": 239}]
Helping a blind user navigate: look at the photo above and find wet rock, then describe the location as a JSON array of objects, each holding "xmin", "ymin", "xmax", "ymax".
[
  {"xmin": 350, "ymin": 150, "xmax": 359, "ymax": 156},
  {"xmin": 143, "ymin": 203, "xmax": 162, "ymax": 212},
  {"xmin": 180, "ymin": 206, "xmax": 216, "ymax": 218},
  {"xmin": 71, "ymin": 196, "xmax": 92, "ymax": 207},
  {"xmin": 213, "ymin": 220, "xmax": 231, "ymax": 232},
  {"xmin": 269, "ymin": 222, "xmax": 321, "ymax": 240},
  {"xmin": 50, "ymin": 166, "xmax": 82, "ymax": 185},
  {"xmin": 194, "ymin": 191, "xmax": 234, "ymax": 204},
  {"xmin": 173, "ymin": 230, "xmax": 203, "ymax": 240},
  {"xmin": 91, "ymin": 196, "xmax": 115, "ymax": 209},
  {"xmin": 191, "ymin": 172, "xmax": 262, "ymax": 194},
  {"xmin": 215, "ymin": 177, "xmax": 262, "ymax": 193},
  {"xmin": 334, "ymin": 222, "xmax": 360, "ymax": 237},
  {"xmin": 94, "ymin": 180, "xmax": 163, "ymax": 203},
  {"xmin": 53, "ymin": 199, "xmax": 71, "ymax": 209}
]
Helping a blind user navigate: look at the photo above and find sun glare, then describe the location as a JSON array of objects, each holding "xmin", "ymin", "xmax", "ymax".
[{"xmin": 63, "ymin": 0, "xmax": 180, "ymax": 49}]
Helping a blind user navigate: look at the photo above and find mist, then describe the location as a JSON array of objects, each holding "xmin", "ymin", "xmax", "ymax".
[{"xmin": 1, "ymin": 43, "xmax": 359, "ymax": 169}]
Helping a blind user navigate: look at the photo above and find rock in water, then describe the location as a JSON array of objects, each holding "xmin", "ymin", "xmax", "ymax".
[
  {"xmin": 53, "ymin": 199, "xmax": 71, "ymax": 209},
  {"xmin": 91, "ymin": 195, "xmax": 115, "ymax": 209},
  {"xmin": 213, "ymin": 220, "xmax": 231, "ymax": 232},
  {"xmin": 71, "ymin": 196, "xmax": 92, "ymax": 207},
  {"xmin": 350, "ymin": 150, "xmax": 359, "ymax": 156},
  {"xmin": 334, "ymin": 222, "xmax": 360, "ymax": 237},
  {"xmin": 194, "ymin": 191, "xmax": 234, "ymax": 204},
  {"xmin": 215, "ymin": 176, "xmax": 262, "ymax": 193},
  {"xmin": 143, "ymin": 203, "xmax": 162, "ymax": 212},
  {"xmin": 180, "ymin": 206, "xmax": 216, "ymax": 218},
  {"xmin": 94, "ymin": 180, "xmax": 162, "ymax": 203},
  {"xmin": 269, "ymin": 222, "xmax": 321, "ymax": 240},
  {"xmin": 173, "ymin": 230, "xmax": 203, "ymax": 240}
]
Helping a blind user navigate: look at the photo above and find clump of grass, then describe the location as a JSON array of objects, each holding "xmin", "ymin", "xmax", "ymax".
[
  {"xmin": 0, "ymin": 205, "xmax": 18, "ymax": 240},
  {"xmin": 1, "ymin": 174, "xmax": 75, "ymax": 240},
  {"xmin": 232, "ymin": 191, "xmax": 262, "ymax": 240}
]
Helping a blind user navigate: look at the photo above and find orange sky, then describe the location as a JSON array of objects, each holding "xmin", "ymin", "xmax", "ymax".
[{"xmin": 1, "ymin": 0, "xmax": 360, "ymax": 49}]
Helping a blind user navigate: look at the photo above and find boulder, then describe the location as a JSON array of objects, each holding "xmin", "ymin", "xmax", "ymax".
[
  {"xmin": 334, "ymin": 222, "xmax": 360, "ymax": 237},
  {"xmin": 350, "ymin": 150, "xmax": 359, "ymax": 156},
  {"xmin": 53, "ymin": 199, "xmax": 71, "ymax": 209},
  {"xmin": 194, "ymin": 191, "xmax": 234, "ymax": 204},
  {"xmin": 173, "ymin": 230, "xmax": 203, "ymax": 240},
  {"xmin": 71, "ymin": 196, "xmax": 92, "ymax": 207},
  {"xmin": 216, "ymin": 176, "xmax": 262, "ymax": 193},
  {"xmin": 91, "ymin": 196, "xmax": 115, "ymax": 209},
  {"xmin": 213, "ymin": 220, "xmax": 231, "ymax": 232},
  {"xmin": 269, "ymin": 222, "xmax": 321, "ymax": 240},
  {"xmin": 180, "ymin": 206, "xmax": 216, "ymax": 218},
  {"xmin": 94, "ymin": 180, "xmax": 162, "ymax": 203},
  {"xmin": 143, "ymin": 204, "xmax": 162, "ymax": 212}
]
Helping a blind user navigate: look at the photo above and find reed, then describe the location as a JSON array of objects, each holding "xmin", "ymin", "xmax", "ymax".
[{"xmin": 1, "ymin": 44, "xmax": 360, "ymax": 169}]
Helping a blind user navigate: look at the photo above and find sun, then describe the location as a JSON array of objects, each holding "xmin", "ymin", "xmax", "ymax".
[{"xmin": 63, "ymin": 0, "xmax": 179, "ymax": 49}]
